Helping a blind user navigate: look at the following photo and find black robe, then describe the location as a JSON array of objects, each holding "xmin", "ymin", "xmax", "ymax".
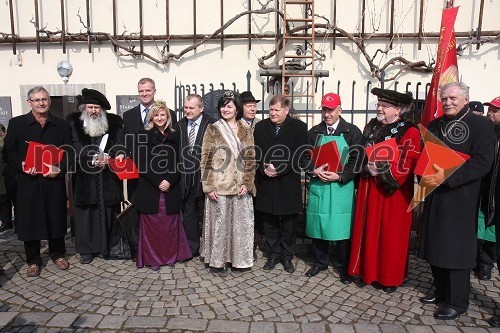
[{"xmin": 67, "ymin": 112, "xmax": 125, "ymax": 255}]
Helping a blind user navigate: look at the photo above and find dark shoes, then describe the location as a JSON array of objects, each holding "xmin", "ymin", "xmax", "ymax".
[
  {"xmin": 433, "ymin": 306, "xmax": 465, "ymax": 320},
  {"xmin": 210, "ymin": 264, "xmax": 228, "ymax": 277},
  {"xmin": 282, "ymin": 259, "xmax": 295, "ymax": 273},
  {"xmin": 263, "ymin": 257, "xmax": 280, "ymax": 271},
  {"xmin": 26, "ymin": 263, "xmax": 41, "ymax": 277},
  {"xmin": 419, "ymin": 294, "xmax": 441, "ymax": 305},
  {"xmin": 382, "ymin": 286, "xmax": 397, "ymax": 293},
  {"xmin": 80, "ymin": 254, "xmax": 94, "ymax": 264},
  {"xmin": 488, "ymin": 316, "xmax": 500, "ymax": 327},
  {"xmin": 54, "ymin": 257, "xmax": 70, "ymax": 270},
  {"xmin": 339, "ymin": 271, "xmax": 352, "ymax": 285},
  {"xmin": 305, "ymin": 265, "xmax": 326, "ymax": 277},
  {"xmin": 477, "ymin": 265, "xmax": 492, "ymax": 280}
]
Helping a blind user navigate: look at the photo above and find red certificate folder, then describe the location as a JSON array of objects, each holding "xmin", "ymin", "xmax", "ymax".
[
  {"xmin": 24, "ymin": 141, "xmax": 64, "ymax": 174},
  {"xmin": 309, "ymin": 141, "xmax": 343, "ymax": 173},
  {"xmin": 414, "ymin": 141, "xmax": 470, "ymax": 177},
  {"xmin": 365, "ymin": 138, "xmax": 400, "ymax": 163},
  {"xmin": 108, "ymin": 157, "xmax": 139, "ymax": 180}
]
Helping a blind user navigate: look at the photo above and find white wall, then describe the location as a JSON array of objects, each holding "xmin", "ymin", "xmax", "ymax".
[{"xmin": 0, "ymin": 0, "xmax": 498, "ymax": 128}]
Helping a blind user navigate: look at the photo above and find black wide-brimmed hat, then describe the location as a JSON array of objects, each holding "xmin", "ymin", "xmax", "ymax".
[
  {"xmin": 371, "ymin": 87, "xmax": 413, "ymax": 107},
  {"xmin": 77, "ymin": 88, "xmax": 111, "ymax": 110},
  {"xmin": 240, "ymin": 91, "xmax": 261, "ymax": 104}
]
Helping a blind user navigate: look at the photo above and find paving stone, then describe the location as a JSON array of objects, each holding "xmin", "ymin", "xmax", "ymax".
[
  {"xmin": 72, "ymin": 314, "xmax": 103, "ymax": 328},
  {"xmin": 302, "ymin": 322, "xmax": 326, "ymax": 333},
  {"xmin": 12, "ymin": 312, "xmax": 52, "ymax": 326},
  {"xmin": 166, "ymin": 317, "xmax": 207, "ymax": 331},
  {"xmin": 97, "ymin": 315, "xmax": 127, "ymax": 329},
  {"xmin": 207, "ymin": 319, "xmax": 250, "ymax": 332},
  {"xmin": 0, "ymin": 311, "xmax": 18, "ymax": 326},
  {"xmin": 353, "ymin": 323, "xmax": 382, "ymax": 333},
  {"xmin": 46, "ymin": 313, "xmax": 79, "ymax": 327},
  {"xmin": 433, "ymin": 326, "xmax": 462, "ymax": 333},
  {"xmin": 406, "ymin": 325, "xmax": 434, "ymax": 333},
  {"xmin": 277, "ymin": 322, "xmax": 300, "ymax": 333},
  {"xmin": 250, "ymin": 322, "xmax": 274, "ymax": 333}
]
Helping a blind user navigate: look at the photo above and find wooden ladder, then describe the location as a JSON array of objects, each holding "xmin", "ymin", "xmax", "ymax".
[{"xmin": 281, "ymin": 0, "xmax": 316, "ymax": 113}]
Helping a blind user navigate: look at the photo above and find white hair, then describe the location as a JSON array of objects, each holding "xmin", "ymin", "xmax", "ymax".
[{"xmin": 80, "ymin": 108, "xmax": 108, "ymax": 137}]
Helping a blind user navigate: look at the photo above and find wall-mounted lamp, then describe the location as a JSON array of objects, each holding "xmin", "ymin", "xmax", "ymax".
[{"xmin": 57, "ymin": 60, "xmax": 73, "ymax": 82}]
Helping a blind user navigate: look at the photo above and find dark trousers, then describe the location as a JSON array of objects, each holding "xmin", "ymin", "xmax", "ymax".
[
  {"xmin": 431, "ymin": 265, "xmax": 470, "ymax": 312},
  {"xmin": 261, "ymin": 212, "xmax": 297, "ymax": 261},
  {"xmin": 312, "ymin": 238, "xmax": 350, "ymax": 272},
  {"xmin": 476, "ymin": 239, "xmax": 496, "ymax": 269},
  {"xmin": 0, "ymin": 194, "xmax": 12, "ymax": 226},
  {"xmin": 24, "ymin": 238, "xmax": 66, "ymax": 265},
  {"xmin": 182, "ymin": 187, "xmax": 202, "ymax": 256}
]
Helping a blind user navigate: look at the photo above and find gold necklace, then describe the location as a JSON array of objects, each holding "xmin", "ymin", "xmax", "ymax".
[{"xmin": 440, "ymin": 110, "xmax": 469, "ymax": 138}]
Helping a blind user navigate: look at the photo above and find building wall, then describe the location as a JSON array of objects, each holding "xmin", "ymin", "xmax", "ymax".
[{"xmin": 0, "ymin": 0, "xmax": 498, "ymax": 128}]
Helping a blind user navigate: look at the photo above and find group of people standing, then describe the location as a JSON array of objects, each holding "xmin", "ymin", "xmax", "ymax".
[{"xmin": 2, "ymin": 78, "xmax": 500, "ymax": 324}]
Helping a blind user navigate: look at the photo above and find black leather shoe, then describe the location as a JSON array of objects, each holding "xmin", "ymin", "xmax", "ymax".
[
  {"xmin": 478, "ymin": 266, "xmax": 492, "ymax": 280},
  {"xmin": 305, "ymin": 265, "xmax": 326, "ymax": 277},
  {"xmin": 488, "ymin": 316, "xmax": 500, "ymax": 327},
  {"xmin": 263, "ymin": 257, "xmax": 279, "ymax": 271},
  {"xmin": 339, "ymin": 271, "xmax": 352, "ymax": 284},
  {"xmin": 282, "ymin": 259, "xmax": 295, "ymax": 273},
  {"xmin": 420, "ymin": 294, "xmax": 440, "ymax": 305},
  {"xmin": 383, "ymin": 286, "xmax": 397, "ymax": 293},
  {"xmin": 433, "ymin": 307, "xmax": 464, "ymax": 320}
]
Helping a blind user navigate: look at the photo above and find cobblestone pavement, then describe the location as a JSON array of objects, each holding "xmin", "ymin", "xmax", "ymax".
[{"xmin": 0, "ymin": 229, "xmax": 499, "ymax": 332}]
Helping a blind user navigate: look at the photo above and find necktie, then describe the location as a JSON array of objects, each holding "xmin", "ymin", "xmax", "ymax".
[
  {"xmin": 275, "ymin": 125, "xmax": 281, "ymax": 135},
  {"xmin": 143, "ymin": 108, "xmax": 149, "ymax": 127},
  {"xmin": 188, "ymin": 122, "xmax": 196, "ymax": 148},
  {"xmin": 327, "ymin": 126, "xmax": 334, "ymax": 135}
]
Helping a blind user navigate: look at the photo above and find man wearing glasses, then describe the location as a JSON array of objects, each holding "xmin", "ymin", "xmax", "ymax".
[{"xmin": 2, "ymin": 86, "xmax": 72, "ymax": 277}]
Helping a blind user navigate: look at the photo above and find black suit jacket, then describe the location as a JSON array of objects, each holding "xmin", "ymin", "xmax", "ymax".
[
  {"xmin": 173, "ymin": 113, "xmax": 215, "ymax": 199},
  {"xmin": 122, "ymin": 104, "xmax": 177, "ymax": 196},
  {"xmin": 133, "ymin": 127, "xmax": 182, "ymax": 214},
  {"xmin": 254, "ymin": 115, "xmax": 308, "ymax": 215}
]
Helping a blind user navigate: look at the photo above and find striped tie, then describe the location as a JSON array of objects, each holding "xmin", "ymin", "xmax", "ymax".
[
  {"xmin": 188, "ymin": 122, "xmax": 196, "ymax": 149},
  {"xmin": 275, "ymin": 125, "xmax": 281, "ymax": 135},
  {"xmin": 143, "ymin": 108, "xmax": 149, "ymax": 127}
]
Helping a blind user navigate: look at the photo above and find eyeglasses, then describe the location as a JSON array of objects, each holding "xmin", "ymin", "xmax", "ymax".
[{"xmin": 29, "ymin": 98, "xmax": 49, "ymax": 103}]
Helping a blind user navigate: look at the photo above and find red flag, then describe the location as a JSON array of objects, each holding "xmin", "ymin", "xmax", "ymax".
[{"xmin": 420, "ymin": 6, "xmax": 459, "ymax": 127}]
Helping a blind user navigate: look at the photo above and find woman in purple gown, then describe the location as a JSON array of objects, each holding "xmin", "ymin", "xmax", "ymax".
[{"xmin": 133, "ymin": 100, "xmax": 191, "ymax": 271}]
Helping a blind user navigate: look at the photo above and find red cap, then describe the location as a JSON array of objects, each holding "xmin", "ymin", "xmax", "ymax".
[
  {"xmin": 321, "ymin": 93, "xmax": 341, "ymax": 109},
  {"xmin": 484, "ymin": 96, "xmax": 500, "ymax": 109}
]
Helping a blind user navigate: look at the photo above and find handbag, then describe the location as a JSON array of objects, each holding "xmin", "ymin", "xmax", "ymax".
[{"xmin": 107, "ymin": 180, "xmax": 140, "ymax": 260}]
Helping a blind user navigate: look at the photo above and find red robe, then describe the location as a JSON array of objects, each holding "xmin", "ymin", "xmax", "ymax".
[{"xmin": 348, "ymin": 125, "xmax": 421, "ymax": 287}]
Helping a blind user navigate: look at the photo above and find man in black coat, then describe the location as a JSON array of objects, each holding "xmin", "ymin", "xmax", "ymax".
[
  {"xmin": 254, "ymin": 95, "xmax": 308, "ymax": 273},
  {"xmin": 67, "ymin": 88, "xmax": 126, "ymax": 264},
  {"xmin": 173, "ymin": 93, "xmax": 214, "ymax": 257},
  {"xmin": 3, "ymin": 86, "xmax": 72, "ymax": 277},
  {"xmin": 420, "ymin": 82, "xmax": 494, "ymax": 320}
]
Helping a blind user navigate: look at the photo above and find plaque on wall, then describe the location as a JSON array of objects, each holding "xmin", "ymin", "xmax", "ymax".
[
  {"xmin": 116, "ymin": 95, "xmax": 139, "ymax": 118},
  {"xmin": 0, "ymin": 97, "xmax": 13, "ymax": 127}
]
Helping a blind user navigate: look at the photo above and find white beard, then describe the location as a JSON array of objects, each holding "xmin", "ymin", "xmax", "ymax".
[
  {"xmin": 80, "ymin": 111, "xmax": 109, "ymax": 137},
  {"xmin": 376, "ymin": 114, "xmax": 385, "ymax": 122}
]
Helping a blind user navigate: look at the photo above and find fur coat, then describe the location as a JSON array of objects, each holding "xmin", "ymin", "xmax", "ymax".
[{"xmin": 201, "ymin": 120, "xmax": 256, "ymax": 196}]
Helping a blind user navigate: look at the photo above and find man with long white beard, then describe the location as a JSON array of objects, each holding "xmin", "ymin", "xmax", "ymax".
[{"xmin": 67, "ymin": 88, "xmax": 125, "ymax": 264}]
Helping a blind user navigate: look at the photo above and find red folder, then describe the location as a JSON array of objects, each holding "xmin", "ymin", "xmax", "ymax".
[
  {"xmin": 108, "ymin": 157, "xmax": 139, "ymax": 180},
  {"xmin": 365, "ymin": 138, "xmax": 400, "ymax": 163},
  {"xmin": 414, "ymin": 141, "xmax": 470, "ymax": 177},
  {"xmin": 309, "ymin": 141, "xmax": 343, "ymax": 173},
  {"xmin": 24, "ymin": 141, "xmax": 64, "ymax": 174}
]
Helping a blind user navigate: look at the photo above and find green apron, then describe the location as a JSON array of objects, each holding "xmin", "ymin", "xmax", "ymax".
[
  {"xmin": 477, "ymin": 209, "xmax": 496, "ymax": 242},
  {"xmin": 306, "ymin": 133, "xmax": 355, "ymax": 241}
]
